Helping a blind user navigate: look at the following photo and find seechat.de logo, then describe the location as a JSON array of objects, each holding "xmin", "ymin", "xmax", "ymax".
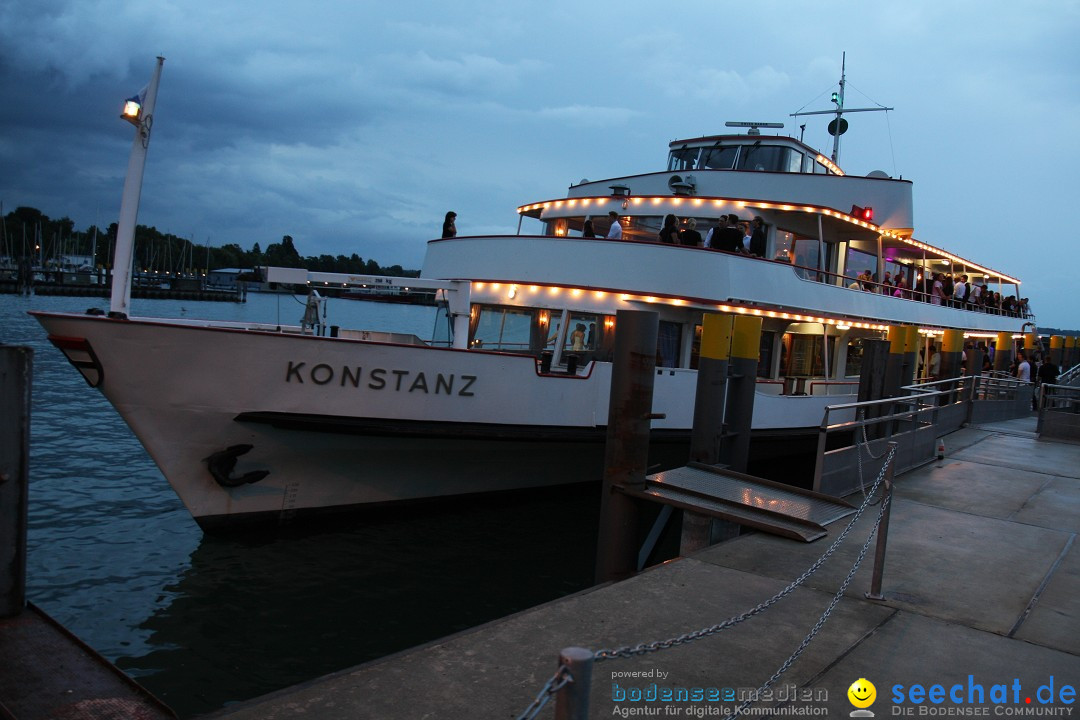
[{"xmin": 849, "ymin": 678, "xmax": 878, "ymax": 717}]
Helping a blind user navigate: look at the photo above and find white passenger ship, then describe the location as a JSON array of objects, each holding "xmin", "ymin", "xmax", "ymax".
[{"xmin": 33, "ymin": 119, "xmax": 1030, "ymax": 530}]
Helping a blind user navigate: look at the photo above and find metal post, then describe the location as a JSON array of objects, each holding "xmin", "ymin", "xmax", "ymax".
[
  {"xmin": 554, "ymin": 647, "xmax": 594, "ymax": 720},
  {"xmin": 993, "ymin": 331, "xmax": 1012, "ymax": 374},
  {"xmin": 939, "ymin": 329, "xmax": 964, "ymax": 384},
  {"xmin": 683, "ymin": 314, "xmax": 735, "ymax": 554},
  {"xmin": 1, "ymin": 346, "xmax": 32, "ymax": 617},
  {"xmin": 858, "ymin": 339, "xmax": 889, "ymax": 438},
  {"xmin": 595, "ymin": 310, "xmax": 658, "ymax": 584},
  {"xmin": 718, "ymin": 315, "xmax": 762, "ymax": 472},
  {"xmin": 1050, "ymin": 335, "xmax": 1064, "ymax": 367},
  {"xmin": 882, "ymin": 326, "xmax": 907, "ymax": 437},
  {"xmin": 689, "ymin": 314, "xmax": 732, "ymax": 465},
  {"xmin": 864, "ymin": 442, "xmax": 898, "ymax": 601},
  {"xmin": 902, "ymin": 325, "xmax": 919, "ymax": 387}
]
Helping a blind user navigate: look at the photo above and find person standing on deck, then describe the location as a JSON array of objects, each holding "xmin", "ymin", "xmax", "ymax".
[
  {"xmin": 442, "ymin": 211, "xmax": 457, "ymax": 238},
  {"xmin": 606, "ymin": 211, "xmax": 623, "ymax": 239},
  {"xmin": 717, "ymin": 215, "xmax": 745, "ymax": 253},
  {"xmin": 1016, "ymin": 352, "xmax": 1031, "ymax": 382},
  {"xmin": 679, "ymin": 218, "xmax": 703, "ymax": 246},
  {"xmin": 748, "ymin": 216, "xmax": 767, "ymax": 257}
]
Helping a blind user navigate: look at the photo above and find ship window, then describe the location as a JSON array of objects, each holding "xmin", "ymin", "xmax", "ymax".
[
  {"xmin": 783, "ymin": 333, "xmax": 827, "ymax": 377},
  {"xmin": 792, "ymin": 237, "xmax": 822, "ymax": 279},
  {"xmin": 787, "ymin": 150, "xmax": 803, "ymax": 173},
  {"xmin": 668, "ymin": 147, "xmax": 700, "ymax": 171},
  {"xmin": 469, "ymin": 305, "xmax": 537, "ymax": 352},
  {"xmin": 657, "ymin": 321, "xmax": 682, "ymax": 368},
  {"xmin": 690, "ymin": 323, "xmax": 702, "ymax": 369},
  {"xmin": 564, "ymin": 313, "xmax": 599, "ymax": 354},
  {"xmin": 736, "ymin": 145, "xmax": 803, "ymax": 173},
  {"xmin": 700, "ymin": 146, "xmax": 738, "ymax": 170},
  {"xmin": 758, "ymin": 331, "xmax": 775, "ymax": 378},
  {"xmin": 845, "ymin": 338, "xmax": 866, "ymax": 377},
  {"xmin": 845, "ymin": 247, "xmax": 878, "ymax": 286}
]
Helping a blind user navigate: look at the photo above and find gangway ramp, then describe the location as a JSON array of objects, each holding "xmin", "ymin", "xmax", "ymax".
[{"xmin": 617, "ymin": 463, "xmax": 856, "ymax": 542}]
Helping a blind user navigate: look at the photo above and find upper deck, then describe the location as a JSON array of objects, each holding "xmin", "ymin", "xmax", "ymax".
[{"xmin": 547, "ymin": 132, "xmax": 914, "ymax": 235}]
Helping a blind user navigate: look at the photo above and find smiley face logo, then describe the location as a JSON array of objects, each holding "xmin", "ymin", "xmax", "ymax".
[{"xmin": 848, "ymin": 678, "xmax": 877, "ymax": 709}]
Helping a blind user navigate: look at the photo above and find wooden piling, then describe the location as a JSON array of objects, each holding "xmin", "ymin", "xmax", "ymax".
[
  {"xmin": 0, "ymin": 346, "xmax": 32, "ymax": 618},
  {"xmin": 594, "ymin": 310, "xmax": 658, "ymax": 584}
]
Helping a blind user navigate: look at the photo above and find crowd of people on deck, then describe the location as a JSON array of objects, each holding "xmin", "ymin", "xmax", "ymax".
[
  {"xmin": 445, "ymin": 210, "xmax": 1032, "ymax": 320},
  {"xmin": 846, "ymin": 268, "xmax": 1032, "ymax": 319},
  {"xmin": 601, "ymin": 211, "xmax": 771, "ymax": 258}
]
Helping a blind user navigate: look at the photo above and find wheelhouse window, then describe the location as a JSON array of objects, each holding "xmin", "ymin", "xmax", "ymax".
[
  {"xmin": 737, "ymin": 145, "xmax": 799, "ymax": 172},
  {"xmin": 700, "ymin": 146, "xmax": 738, "ymax": 170},
  {"xmin": 668, "ymin": 147, "xmax": 701, "ymax": 171}
]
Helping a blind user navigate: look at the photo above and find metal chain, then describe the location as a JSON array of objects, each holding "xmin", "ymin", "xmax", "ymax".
[
  {"xmin": 855, "ymin": 408, "xmax": 887, "ymax": 504},
  {"xmin": 516, "ymin": 665, "xmax": 573, "ymax": 720},
  {"xmin": 733, "ymin": 489, "xmax": 893, "ymax": 717},
  {"xmin": 859, "ymin": 408, "xmax": 889, "ymax": 460},
  {"xmin": 593, "ymin": 445, "xmax": 897, "ymax": 662}
]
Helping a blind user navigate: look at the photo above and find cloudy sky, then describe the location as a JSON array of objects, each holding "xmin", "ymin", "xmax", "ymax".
[{"xmin": 2, "ymin": 1, "xmax": 1078, "ymax": 329}]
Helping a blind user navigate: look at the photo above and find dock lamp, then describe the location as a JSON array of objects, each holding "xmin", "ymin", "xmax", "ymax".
[{"xmin": 121, "ymin": 95, "xmax": 143, "ymax": 126}]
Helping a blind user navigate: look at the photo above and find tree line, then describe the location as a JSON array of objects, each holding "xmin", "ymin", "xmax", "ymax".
[{"xmin": 0, "ymin": 206, "xmax": 418, "ymax": 277}]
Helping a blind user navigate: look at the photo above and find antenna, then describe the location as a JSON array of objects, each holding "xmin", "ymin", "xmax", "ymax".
[{"xmin": 789, "ymin": 52, "xmax": 893, "ymax": 164}]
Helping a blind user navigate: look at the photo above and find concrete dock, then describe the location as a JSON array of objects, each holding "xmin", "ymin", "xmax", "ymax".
[{"xmin": 207, "ymin": 413, "xmax": 1079, "ymax": 719}]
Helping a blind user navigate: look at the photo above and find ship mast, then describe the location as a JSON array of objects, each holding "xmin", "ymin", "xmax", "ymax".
[
  {"xmin": 790, "ymin": 52, "xmax": 892, "ymax": 165},
  {"xmin": 110, "ymin": 56, "xmax": 165, "ymax": 318},
  {"xmin": 831, "ymin": 53, "xmax": 847, "ymax": 163}
]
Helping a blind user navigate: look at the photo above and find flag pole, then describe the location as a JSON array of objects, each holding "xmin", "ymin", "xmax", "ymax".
[{"xmin": 109, "ymin": 56, "xmax": 165, "ymax": 318}]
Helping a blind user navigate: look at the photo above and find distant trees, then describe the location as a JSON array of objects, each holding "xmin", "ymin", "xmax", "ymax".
[{"xmin": 1, "ymin": 206, "xmax": 417, "ymax": 277}]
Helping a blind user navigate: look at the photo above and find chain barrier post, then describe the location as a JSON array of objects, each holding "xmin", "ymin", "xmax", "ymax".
[
  {"xmin": 554, "ymin": 647, "xmax": 593, "ymax": 720},
  {"xmin": 864, "ymin": 441, "xmax": 898, "ymax": 601}
]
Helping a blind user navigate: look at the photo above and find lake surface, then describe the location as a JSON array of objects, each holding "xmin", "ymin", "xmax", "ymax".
[{"xmin": 2, "ymin": 291, "xmax": 600, "ymax": 717}]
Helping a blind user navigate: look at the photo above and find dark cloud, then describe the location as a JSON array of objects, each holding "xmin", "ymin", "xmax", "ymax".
[{"xmin": 1, "ymin": 0, "xmax": 1077, "ymax": 325}]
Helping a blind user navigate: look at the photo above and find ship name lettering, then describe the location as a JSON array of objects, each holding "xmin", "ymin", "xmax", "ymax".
[{"xmin": 285, "ymin": 361, "xmax": 476, "ymax": 397}]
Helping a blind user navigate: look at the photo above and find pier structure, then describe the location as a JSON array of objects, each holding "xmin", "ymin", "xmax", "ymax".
[
  {"xmin": 205, "ymin": 315, "xmax": 1080, "ymax": 720},
  {"xmin": 206, "ymin": 413, "xmax": 1079, "ymax": 719},
  {"xmin": 0, "ymin": 346, "xmax": 176, "ymax": 719}
]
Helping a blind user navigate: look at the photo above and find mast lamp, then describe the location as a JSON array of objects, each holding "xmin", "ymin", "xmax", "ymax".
[
  {"xmin": 121, "ymin": 96, "xmax": 142, "ymax": 126},
  {"xmin": 831, "ymin": 92, "xmax": 840, "ymax": 105}
]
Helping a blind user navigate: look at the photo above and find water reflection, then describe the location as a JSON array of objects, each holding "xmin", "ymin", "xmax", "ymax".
[{"xmin": 117, "ymin": 487, "xmax": 600, "ymax": 717}]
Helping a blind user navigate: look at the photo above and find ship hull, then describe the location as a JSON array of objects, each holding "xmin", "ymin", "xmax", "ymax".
[{"xmin": 32, "ymin": 311, "xmax": 834, "ymax": 530}]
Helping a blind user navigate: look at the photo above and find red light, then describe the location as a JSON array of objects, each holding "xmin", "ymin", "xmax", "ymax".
[{"xmin": 851, "ymin": 205, "xmax": 873, "ymax": 222}]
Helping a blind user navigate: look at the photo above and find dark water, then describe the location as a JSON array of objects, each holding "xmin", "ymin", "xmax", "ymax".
[{"xmin": 3, "ymin": 293, "xmax": 601, "ymax": 717}]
